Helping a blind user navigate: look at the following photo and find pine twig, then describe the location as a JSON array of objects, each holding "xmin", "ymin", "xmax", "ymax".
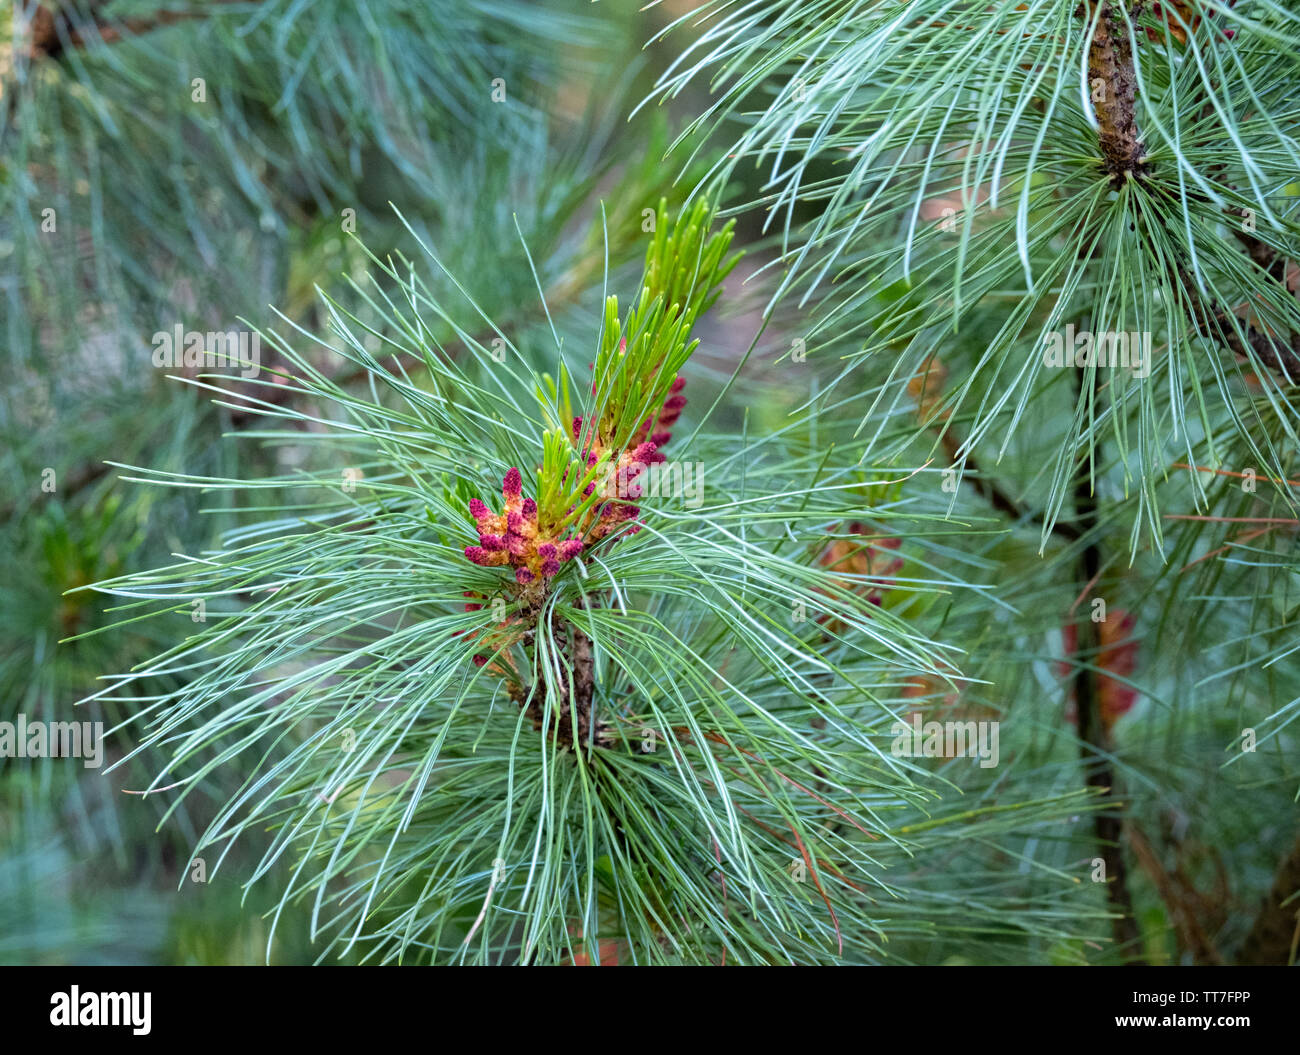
[
  {"xmin": 1087, "ymin": 1, "xmax": 1150, "ymax": 189},
  {"xmin": 1072, "ymin": 367, "xmax": 1146, "ymax": 964},
  {"xmin": 512, "ymin": 611, "xmax": 608, "ymax": 753},
  {"xmin": 936, "ymin": 429, "xmax": 1082, "ymax": 541},
  {"xmin": 1127, "ymin": 821, "xmax": 1225, "ymax": 965},
  {"xmin": 21, "ymin": 2, "xmax": 244, "ymax": 61}
]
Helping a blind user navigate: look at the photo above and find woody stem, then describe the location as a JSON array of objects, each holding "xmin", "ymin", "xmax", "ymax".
[
  {"xmin": 514, "ymin": 608, "xmax": 603, "ymax": 752},
  {"xmin": 1072, "ymin": 367, "xmax": 1145, "ymax": 964},
  {"xmin": 1087, "ymin": 1, "xmax": 1149, "ymax": 189}
]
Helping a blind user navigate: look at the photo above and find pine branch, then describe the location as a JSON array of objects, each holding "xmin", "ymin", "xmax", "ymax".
[
  {"xmin": 1231, "ymin": 219, "xmax": 1291, "ymax": 284},
  {"xmin": 1087, "ymin": 1, "xmax": 1150, "ymax": 189},
  {"xmin": 510, "ymin": 614, "xmax": 608, "ymax": 752},
  {"xmin": 1177, "ymin": 264, "xmax": 1300, "ymax": 383},
  {"xmin": 21, "ymin": 1, "xmax": 240, "ymax": 61},
  {"xmin": 1127, "ymin": 822, "xmax": 1224, "ymax": 965},
  {"xmin": 1086, "ymin": 1, "xmax": 1300, "ymax": 383},
  {"xmin": 1072, "ymin": 1, "xmax": 1153, "ymax": 940},
  {"xmin": 914, "ymin": 359, "xmax": 1081, "ymax": 540},
  {"xmin": 1072, "ymin": 366, "xmax": 1145, "ymax": 964},
  {"xmin": 937, "ymin": 428, "xmax": 1082, "ymax": 543},
  {"xmin": 0, "ymin": 460, "xmax": 110, "ymax": 520},
  {"xmin": 23, "ymin": 2, "xmax": 110, "ymax": 60}
]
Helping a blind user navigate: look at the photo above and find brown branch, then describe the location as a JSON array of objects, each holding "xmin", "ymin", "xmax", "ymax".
[
  {"xmin": 1178, "ymin": 0, "xmax": 1300, "ymax": 382},
  {"xmin": 226, "ymin": 244, "xmax": 600, "ymax": 425},
  {"xmin": 1237, "ymin": 831, "xmax": 1300, "ymax": 965},
  {"xmin": 937, "ymin": 428, "xmax": 1082, "ymax": 541},
  {"xmin": 0, "ymin": 460, "xmax": 111, "ymax": 521},
  {"xmin": 1127, "ymin": 821, "xmax": 1225, "ymax": 964},
  {"xmin": 1077, "ymin": 7, "xmax": 1286, "ymax": 961},
  {"xmin": 1090, "ymin": 0, "xmax": 1300, "ymax": 384},
  {"xmin": 911, "ymin": 359, "xmax": 1081, "ymax": 540},
  {"xmin": 16, "ymin": 264, "xmax": 588, "ymax": 512},
  {"xmin": 1176, "ymin": 265, "xmax": 1300, "ymax": 383},
  {"xmin": 1230, "ymin": 221, "xmax": 1291, "ymax": 285},
  {"xmin": 1072, "ymin": 367, "xmax": 1146, "ymax": 964},
  {"xmin": 512, "ymin": 613, "xmax": 609, "ymax": 753},
  {"xmin": 1087, "ymin": 2, "xmax": 1150, "ymax": 189},
  {"xmin": 21, "ymin": 2, "xmax": 237, "ymax": 61}
]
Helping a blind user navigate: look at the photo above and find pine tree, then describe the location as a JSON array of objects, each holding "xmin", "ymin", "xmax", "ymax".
[
  {"xmin": 7, "ymin": 0, "xmax": 1298, "ymax": 966},
  {"xmin": 650, "ymin": 0, "xmax": 1300, "ymax": 964}
]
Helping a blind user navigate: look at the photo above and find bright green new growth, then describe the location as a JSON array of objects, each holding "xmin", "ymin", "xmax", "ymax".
[
  {"xmin": 592, "ymin": 198, "xmax": 739, "ymax": 449},
  {"xmin": 534, "ymin": 426, "xmax": 609, "ymax": 535}
]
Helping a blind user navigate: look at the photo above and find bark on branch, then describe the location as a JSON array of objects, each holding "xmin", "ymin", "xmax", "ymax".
[
  {"xmin": 21, "ymin": 2, "xmax": 233, "ymax": 61},
  {"xmin": 512, "ymin": 616, "xmax": 609, "ymax": 753},
  {"xmin": 1072, "ymin": 370, "xmax": 1146, "ymax": 964},
  {"xmin": 1087, "ymin": 2, "xmax": 1150, "ymax": 188},
  {"xmin": 1085, "ymin": 1, "xmax": 1300, "ymax": 383}
]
